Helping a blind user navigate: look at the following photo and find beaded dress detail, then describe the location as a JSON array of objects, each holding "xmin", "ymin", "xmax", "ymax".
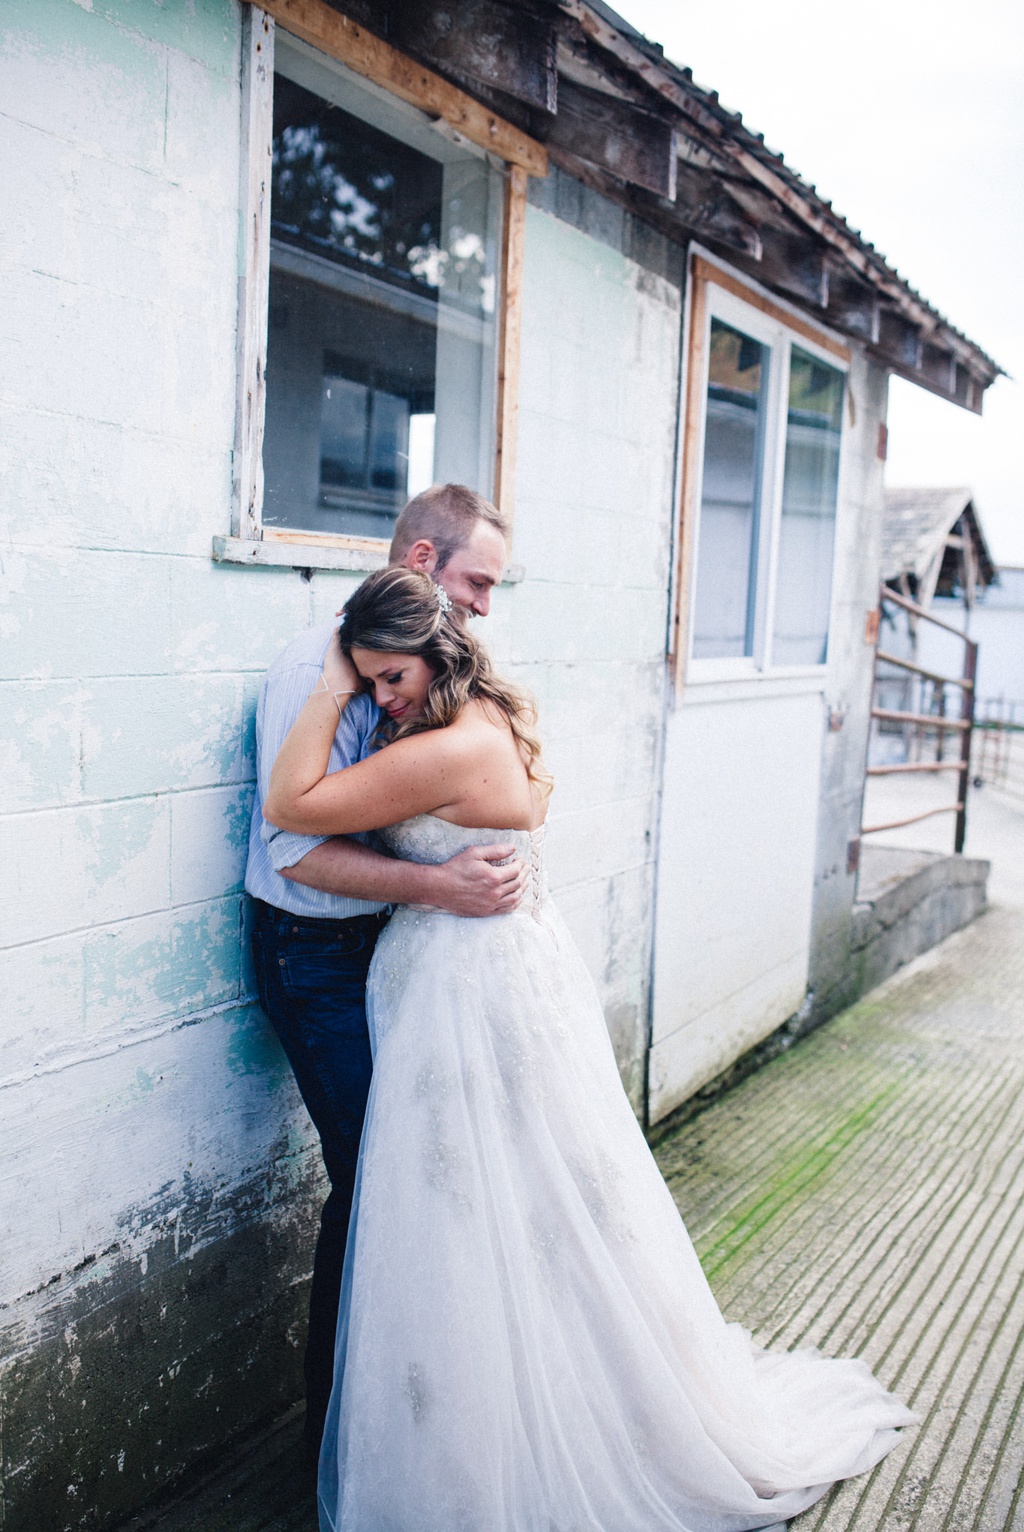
[{"xmin": 318, "ymin": 815, "xmax": 913, "ymax": 1532}]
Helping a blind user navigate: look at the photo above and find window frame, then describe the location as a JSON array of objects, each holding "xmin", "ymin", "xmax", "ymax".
[
  {"xmin": 671, "ymin": 250, "xmax": 851, "ymax": 690},
  {"xmin": 215, "ymin": 2, "xmax": 545, "ymax": 574}
]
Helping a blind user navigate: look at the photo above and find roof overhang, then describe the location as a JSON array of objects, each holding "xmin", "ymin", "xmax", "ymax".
[{"xmin": 298, "ymin": 0, "xmax": 1003, "ymax": 411}]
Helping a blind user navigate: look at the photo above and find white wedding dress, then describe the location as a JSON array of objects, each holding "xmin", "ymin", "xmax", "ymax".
[{"xmin": 318, "ymin": 816, "xmax": 913, "ymax": 1532}]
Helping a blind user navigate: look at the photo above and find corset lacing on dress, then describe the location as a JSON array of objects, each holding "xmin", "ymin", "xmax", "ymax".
[{"xmin": 525, "ymin": 824, "xmax": 548, "ymax": 919}]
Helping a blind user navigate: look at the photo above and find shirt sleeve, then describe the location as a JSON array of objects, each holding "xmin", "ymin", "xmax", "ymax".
[{"xmin": 258, "ymin": 674, "xmax": 381, "ymax": 870}]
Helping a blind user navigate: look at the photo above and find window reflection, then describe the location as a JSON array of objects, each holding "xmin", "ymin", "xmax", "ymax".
[
  {"xmin": 262, "ymin": 67, "xmax": 499, "ymax": 539},
  {"xmin": 692, "ymin": 319, "xmax": 768, "ymax": 659},
  {"xmin": 772, "ymin": 348, "xmax": 844, "ymax": 665}
]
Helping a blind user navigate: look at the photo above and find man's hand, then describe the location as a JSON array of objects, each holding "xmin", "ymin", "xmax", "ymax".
[
  {"xmin": 428, "ymin": 844, "xmax": 527, "ymax": 917},
  {"xmin": 276, "ymin": 835, "xmax": 526, "ymax": 916}
]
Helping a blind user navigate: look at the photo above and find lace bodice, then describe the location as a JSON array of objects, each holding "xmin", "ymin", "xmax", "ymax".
[{"xmin": 378, "ymin": 813, "xmax": 548, "ymax": 914}]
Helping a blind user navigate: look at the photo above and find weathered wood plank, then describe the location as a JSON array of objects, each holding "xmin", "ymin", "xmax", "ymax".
[
  {"xmin": 495, "ymin": 164, "xmax": 527, "ymax": 523},
  {"xmin": 671, "ymin": 252, "xmax": 709, "ymax": 690},
  {"xmin": 557, "ymin": 0, "xmax": 1000, "ymax": 399},
  {"xmin": 244, "ymin": 0, "xmax": 548, "ymax": 175},
  {"xmin": 756, "ymin": 226, "xmax": 830, "ymax": 310},
  {"xmin": 825, "ymin": 265, "xmax": 881, "ymax": 344},
  {"xmin": 545, "ymin": 144, "xmax": 762, "ymax": 262},
  {"xmin": 692, "ymin": 255, "xmax": 850, "ymax": 362},
  {"xmin": 878, "ymin": 308, "xmax": 924, "ymax": 371},
  {"xmin": 670, "ymin": 161, "xmax": 762, "ymax": 259},
  {"xmin": 233, "ymin": 6, "xmax": 275, "ymax": 541},
  {"xmin": 547, "ymin": 77, "xmax": 676, "ymax": 199},
  {"xmin": 212, "ymin": 535, "xmax": 526, "ymax": 579},
  {"xmin": 389, "ymin": 0, "xmax": 558, "ymax": 114}
]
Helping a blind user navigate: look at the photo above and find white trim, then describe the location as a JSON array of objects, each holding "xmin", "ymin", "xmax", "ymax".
[{"xmin": 212, "ymin": 535, "xmax": 525, "ymax": 580}]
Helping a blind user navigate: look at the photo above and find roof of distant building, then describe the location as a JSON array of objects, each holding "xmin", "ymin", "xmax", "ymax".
[{"xmin": 883, "ymin": 487, "xmax": 996, "ymax": 604}]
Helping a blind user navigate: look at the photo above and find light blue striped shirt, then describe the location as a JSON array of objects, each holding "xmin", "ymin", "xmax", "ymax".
[{"xmin": 244, "ymin": 622, "xmax": 387, "ymax": 919}]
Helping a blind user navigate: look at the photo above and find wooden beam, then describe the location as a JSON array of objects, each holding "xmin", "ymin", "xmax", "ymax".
[
  {"xmin": 494, "ymin": 164, "xmax": 527, "ymax": 522},
  {"xmin": 547, "ymin": 76, "xmax": 676, "ymax": 199},
  {"xmin": 825, "ymin": 264, "xmax": 880, "ymax": 343},
  {"xmin": 877, "ymin": 307, "xmax": 923, "ymax": 371},
  {"xmin": 691, "ymin": 254, "xmax": 850, "ymax": 362},
  {"xmin": 233, "ymin": 7, "xmax": 275, "ymax": 540},
  {"xmin": 389, "ymin": 0, "xmax": 558, "ymax": 114},
  {"xmin": 245, "ymin": 0, "xmax": 548, "ymax": 175},
  {"xmin": 920, "ymin": 339, "xmax": 957, "ymax": 394},
  {"xmin": 670, "ymin": 251, "xmax": 709, "ymax": 688},
  {"xmin": 556, "ymin": 0, "xmax": 1001, "ymax": 396},
  {"xmin": 756, "ymin": 226, "xmax": 829, "ymax": 310},
  {"xmin": 670, "ymin": 161, "xmax": 762, "ymax": 259},
  {"xmin": 545, "ymin": 144, "xmax": 762, "ymax": 262}
]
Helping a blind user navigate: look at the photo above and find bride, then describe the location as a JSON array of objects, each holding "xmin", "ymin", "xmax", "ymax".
[{"xmin": 264, "ymin": 567, "xmax": 914, "ymax": 1532}]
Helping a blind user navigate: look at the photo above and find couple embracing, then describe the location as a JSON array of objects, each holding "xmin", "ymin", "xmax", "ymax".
[{"xmin": 246, "ymin": 485, "xmax": 913, "ymax": 1532}]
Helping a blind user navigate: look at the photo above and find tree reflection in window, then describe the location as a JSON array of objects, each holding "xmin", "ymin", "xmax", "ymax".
[
  {"xmin": 263, "ymin": 66, "xmax": 499, "ymax": 538},
  {"xmin": 272, "ymin": 76, "xmax": 445, "ymax": 293}
]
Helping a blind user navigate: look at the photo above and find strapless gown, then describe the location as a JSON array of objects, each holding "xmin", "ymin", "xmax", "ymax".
[{"xmin": 318, "ymin": 816, "xmax": 913, "ymax": 1532}]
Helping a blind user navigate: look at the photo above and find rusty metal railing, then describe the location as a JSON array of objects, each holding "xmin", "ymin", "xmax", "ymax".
[
  {"xmin": 974, "ymin": 701, "xmax": 1024, "ymax": 801},
  {"xmin": 861, "ymin": 586, "xmax": 978, "ymax": 853}
]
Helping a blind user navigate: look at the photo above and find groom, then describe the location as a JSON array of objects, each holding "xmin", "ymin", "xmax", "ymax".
[{"xmin": 245, "ymin": 484, "xmax": 524, "ymax": 1453}]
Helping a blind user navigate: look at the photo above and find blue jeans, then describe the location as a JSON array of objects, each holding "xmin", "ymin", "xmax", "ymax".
[{"xmin": 250, "ymin": 900, "xmax": 389, "ymax": 1445}]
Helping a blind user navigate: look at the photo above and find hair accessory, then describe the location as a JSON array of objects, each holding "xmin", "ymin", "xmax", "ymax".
[
  {"xmin": 434, "ymin": 583, "xmax": 453, "ymax": 616},
  {"xmin": 337, "ymin": 611, "xmax": 347, "ymax": 628}
]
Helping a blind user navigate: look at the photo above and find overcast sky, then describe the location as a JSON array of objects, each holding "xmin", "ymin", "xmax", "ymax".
[{"xmin": 612, "ymin": 0, "xmax": 1024, "ymax": 565}]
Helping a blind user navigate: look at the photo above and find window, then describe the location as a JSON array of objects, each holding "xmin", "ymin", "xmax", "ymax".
[
  {"xmin": 678, "ymin": 257, "xmax": 849, "ymax": 678},
  {"xmin": 772, "ymin": 347, "xmax": 845, "ymax": 665},
  {"xmin": 220, "ymin": 4, "xmax": 544, "ymax": 572},
  {"xmin": 691, "ymin": 319, "xmax": 769, "ymax": 659},
  {"xmin": 264, "ymin": 41, "xmax": 502, "ymax": 541}
]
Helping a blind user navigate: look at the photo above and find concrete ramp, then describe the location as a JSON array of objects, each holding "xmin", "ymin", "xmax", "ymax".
[{"xmin": 850, "ymin": 844, "xmax": 990, "ymax": 1002}]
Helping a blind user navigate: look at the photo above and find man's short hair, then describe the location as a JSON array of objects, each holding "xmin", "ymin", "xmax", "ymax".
[{"xmin": 389, "ymin": 484, "xmax": 510, "ymax": 572}]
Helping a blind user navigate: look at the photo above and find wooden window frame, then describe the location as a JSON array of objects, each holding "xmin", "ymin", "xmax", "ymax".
[
  {"xmin": 670, "ymin": 250, "xmax": 851, "ymax": 691},
  {"xmin": 214, "ymin": 1, "xmax": 546, "ymax": 574}
]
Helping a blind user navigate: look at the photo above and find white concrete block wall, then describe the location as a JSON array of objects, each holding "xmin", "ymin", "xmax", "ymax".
[
  {"xmin": 0, "ymin": 7, "xmax": 682, "ymax": 1521},
  {"xmin": 0, "ymin": 4, "xmax": 340, "ymax": 1523},
  {"xmin": 807, "ymin": 355, "xmax": 891, "ymax": 1015},
  {"xmin": 506, "ymin": 191, "xmax": 682, "ymax": 1104}
]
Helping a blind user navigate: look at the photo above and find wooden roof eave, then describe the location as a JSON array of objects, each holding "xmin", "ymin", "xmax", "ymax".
[
  {"xmin": 252, "ymin": 0, "xmax": 1002, "ymax": 411},
  {"xmin": 553, "ymin": 0, "xmax": 1003, "ymax": 411}
]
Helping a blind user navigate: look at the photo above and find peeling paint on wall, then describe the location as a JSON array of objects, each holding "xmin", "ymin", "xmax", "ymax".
[{"xmin": 1, "ymin": 4, "xmax": 678, "ymax": 1526}]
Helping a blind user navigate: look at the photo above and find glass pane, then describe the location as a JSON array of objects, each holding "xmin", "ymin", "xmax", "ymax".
[
  {"xmin": 262, "ymin": 71, "xmax": 499, "ymax": 539},
  {"xmin": 320, "ymin": 377, "xmax": 368, "ymax": 490},
  {"xmin": 691, "ymin": 319, "xmax": 768, "ymax": 659},
  {"xmin": 772, "ymin": 347, "xmax": 844, "ymax": 665}
]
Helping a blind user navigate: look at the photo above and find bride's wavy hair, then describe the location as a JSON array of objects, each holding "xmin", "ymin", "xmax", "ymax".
[{"xmin": 339, "ymin": 566, "xmax": 553, "ymax": 797}]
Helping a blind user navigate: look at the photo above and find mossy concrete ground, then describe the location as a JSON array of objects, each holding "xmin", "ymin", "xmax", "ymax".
[{"xmin": 126, "ymin": 791, "xmax": 1024, "ymax": 1532}]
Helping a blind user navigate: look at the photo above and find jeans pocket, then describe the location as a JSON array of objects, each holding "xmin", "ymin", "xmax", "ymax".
[{"xmin": 278, "ymin": 930, "xmax": 372, "ymax": 1002}]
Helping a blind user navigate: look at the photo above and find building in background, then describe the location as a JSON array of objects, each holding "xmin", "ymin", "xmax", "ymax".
[
  {"xmin": 0, "ymin": 1, "xmax": 1002, "ymax": 1525},
  {"xmin": 873, "ymin": 487, "xmax": 997, "ymax": 763}
]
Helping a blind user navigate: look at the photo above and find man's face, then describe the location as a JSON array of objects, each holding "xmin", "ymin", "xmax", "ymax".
[{"xmin": 403, "ymin": 521, "xmax": 507, "ymax": 616}]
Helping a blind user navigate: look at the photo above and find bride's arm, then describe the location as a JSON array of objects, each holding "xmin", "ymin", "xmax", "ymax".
[
  {"xmin": 265, "ymin": 728, "xmax": 469, "ymax": 835},
  {"xmin": 264, "ymin": 638, "xmax": 472, "ymax": 835}
]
